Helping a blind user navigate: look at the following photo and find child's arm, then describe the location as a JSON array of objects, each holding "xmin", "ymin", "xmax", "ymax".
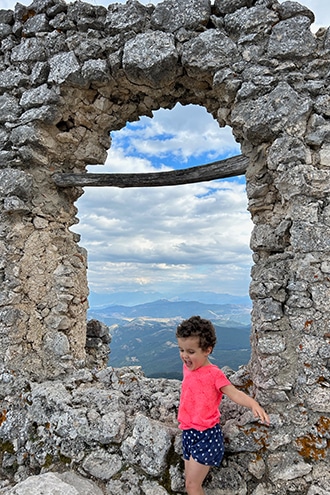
[{"xmin": 221, "ymin": 384, "xmax": 270, "ymax": 425}]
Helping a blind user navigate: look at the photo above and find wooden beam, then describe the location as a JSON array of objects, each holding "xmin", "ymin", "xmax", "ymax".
[{"xmin": 53, "ymin": 154, "xmax": 248, "ymax": 188}]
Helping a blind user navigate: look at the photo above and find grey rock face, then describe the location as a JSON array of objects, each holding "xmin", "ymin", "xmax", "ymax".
[
  {"xmin": 268, "ymin": 16, "xmax": 317, "ymax": 58},
  {"xmin": 3, "ymin": 472, "xmax": 103, "ymax": 495},
  {"xmin": 123, "ymin": 32, "xmax": 179, "ymax": 87},
  {"xmin": 0, "ymin": 94, "xmax": 22, "ymax": 123},
  {"xmin": 48, "ymin": 52, "xmax": 81, "ymax": 84},
  {"xmin": 150, "ymin": 0, "xmax": 211, "ymax": 32},
  {"xmin": 105, "ymin": 1, "xmax": 150, "ymax": 35}
]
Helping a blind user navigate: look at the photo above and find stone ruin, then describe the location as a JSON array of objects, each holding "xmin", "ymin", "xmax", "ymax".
[{"xmin": 0, "ymin": 0, "xmax": 330, "ymax": 493}]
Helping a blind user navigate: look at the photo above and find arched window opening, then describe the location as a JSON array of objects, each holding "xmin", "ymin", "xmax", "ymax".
[{"xmin": 75, "ymin": 103, "xmax": 253, "ymax": 377}]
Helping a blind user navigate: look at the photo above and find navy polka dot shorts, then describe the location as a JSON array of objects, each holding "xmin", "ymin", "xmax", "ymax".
[{"xmin": 182, "ymin": 424, "xmax": 225, "ymax": 466}]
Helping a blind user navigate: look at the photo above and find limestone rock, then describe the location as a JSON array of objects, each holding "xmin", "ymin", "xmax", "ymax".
[
  {"xmin": 3, "ymin": 472, "xmax": 102, "ymax": 495},
  {"xmin": 123, "ymin": 32, "xmax": 179, "ymax": 88},
  {"xmin": 121, "ymin": 413, "xmax": 175, "ymax": 476},
  {"xmin": 151, "ymin": 0, "xmax": 211, "ymax": 32}
]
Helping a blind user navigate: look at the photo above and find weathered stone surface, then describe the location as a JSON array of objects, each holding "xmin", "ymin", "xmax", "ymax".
[
  {"xmin": 231, "ymin": 82, "xmax": 312, "ymax": 144},
  {"xmin": 66, "ymin": 1, "xmax": 107, "ymax": 31},
  {"xmin": 0, "ymin": 367, "xmax": 181, "ymax": 492},
  {"xmin": 121, "ymin": 413, "xmax": 175, "ymax": 476},
  {"xmin": 1, "ymin": 0, "xmax": 330, "ymax": 493},
  {"xmin": 58, "ymin": 471, "xmax": 103, "ymax": 495},
  {"xmin": 123, "ymin": 32, "xmax": 179, "ymax": 88},
  {"xmin": 3, "ymin": 472, "xmax": 103, "ymax": 495},
  {"xmin": 213, "ymin": 0, "xmax": 250, "ymax": 15},
  {"xmin": 10, "ymin": 38, "xmax": 47, "ymax": 62},
  {"xmin": 181, "ymin": 29, "xmax": 238, "ymax": 77},
  {"xmin": 0, "ymin": 10, "xmax": 13, "ymax": 23},
  {"xmin": 151, "ymin": 0, "xmax": 211, "ymax": 32},
  {"xmin": 248, "ymin": 456, "xmax": 266, "ymax": 479},
  {"xmin": 105, "ymin": 1, "xmax": 150, "ymax": 35},
  {"xmin": 5, "ymin": 473, "xmax": 78, "ymax": 495},
  {"xmin": 105, "ymin": 466, "xmax": 170, "ymax": 495},
  {"xmin": 30, "ymin": 61, "xmax": 50, "ymax": 85},
  {"xmin": 0, "ymin": 169, "xmax": 33, "ymax": 199},
  {"xmin": 82, "ymin": 450, "xmax": 123, "ymax": 481},
  {"xmin": 19, "ymin": 84, "xmax": 59, "ymax": 109},
  {"xmin": 0, "ymin": 95, "xmax": 21, "ymax": 123},
  {"xmin": 22, "ymin": 13, "xmax": 51, "ymax": 36},
  {"xmin": 306, "ymin": 387, "xmax": 330, "ymax": 412},
  {"xmin": 0, "ymin": 69, "xmax": 28, "ymax": 90},
  {"xmin": 224, "ymin": 5, "xmax": 279, "ymax": 36},
  {"xmin": 268, "ymin": 16, "xmax": 317, "ymax": 59},
  {"xmin": 81, "ymin": 59, "xmax": 111, "ymax": 83},
  {"xmin": 268, "ymin": 452, "xmax": 312, "ymax": 481},
  {"xmin": 48, "ymin": 52, "xmax": 81, "ymax": 85}
]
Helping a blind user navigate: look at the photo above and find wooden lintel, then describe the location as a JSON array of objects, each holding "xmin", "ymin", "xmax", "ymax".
[{"xmin": 52, "ymin": 154, "xmax": 248, "ymax": 188}]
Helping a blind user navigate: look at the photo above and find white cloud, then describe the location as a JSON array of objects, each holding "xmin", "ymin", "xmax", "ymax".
[
  {"xmin": 77, "ymin": 179, "xmax": 252, "ymax": 266},
  {"xmin": 112, "ymin": 105, "xmax": 238, "ymax": 164},
  {"xmin": 86, "ymin": 258, "xmax": 252, "ymax": 296}
]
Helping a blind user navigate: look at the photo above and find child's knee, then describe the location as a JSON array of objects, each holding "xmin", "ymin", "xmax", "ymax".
[{"xmin": 185, "ymin": 477, "xmax": 200, "ymax": 492}]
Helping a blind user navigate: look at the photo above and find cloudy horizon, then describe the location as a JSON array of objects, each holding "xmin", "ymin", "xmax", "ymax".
[
  {"xmin": 73, "ymin": 0, "xmax": 330, "ymax": 301},
  {"xmin": 76, "ymin": 105, "xmax": 250, "ymax": 298}
]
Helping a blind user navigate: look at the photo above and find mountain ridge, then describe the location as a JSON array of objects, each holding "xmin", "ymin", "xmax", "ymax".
[
  {"xmin": 88, "ymin": 297, "xmax": 252, "ymax": 324},
  {"xmin": 88, "ymin": 290, "xmax": 251, "ymax": 308},
  {"xmin": 88, "ymin": 297, "xmax": 252, "ymax": 379}
]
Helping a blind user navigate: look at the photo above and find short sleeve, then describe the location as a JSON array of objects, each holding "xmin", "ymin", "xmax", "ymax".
[{"xmin": 214, "ymin": 368, "xmax": 231, "ymax": 390}]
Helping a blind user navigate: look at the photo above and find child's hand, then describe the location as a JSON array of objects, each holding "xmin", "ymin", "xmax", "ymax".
[
  {"xmin": 252, "ymin": 404, "xmax": 270, "ymax": 425},
  {"xmin": 221, "ymin": 384, "xmax": 270, "ymax": 425}
]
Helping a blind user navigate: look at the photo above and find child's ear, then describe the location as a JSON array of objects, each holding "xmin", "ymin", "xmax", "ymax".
[{"xmin": 205, "ymin": 346, "xmax": 213, "ymax": 355}]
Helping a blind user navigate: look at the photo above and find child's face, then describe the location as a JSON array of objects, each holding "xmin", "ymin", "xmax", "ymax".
[{"xmin": 177, "ymin": 336, "xmax": 212, "ymax": 371}]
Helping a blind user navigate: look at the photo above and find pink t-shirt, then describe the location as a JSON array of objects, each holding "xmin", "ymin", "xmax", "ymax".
[{"xmin": 178, "ymin": 363, "xmax": 231, "ymax": 431}]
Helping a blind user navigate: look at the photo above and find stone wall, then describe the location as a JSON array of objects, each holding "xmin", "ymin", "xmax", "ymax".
[{"xmin": 0, "ymin": 0, "xmax": 330, "ymax": 493}]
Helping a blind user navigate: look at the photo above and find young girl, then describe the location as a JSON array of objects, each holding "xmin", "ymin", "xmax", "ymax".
[{"xmin": 176, "ymin": 315, "xmax": 270, "ymax": 495}]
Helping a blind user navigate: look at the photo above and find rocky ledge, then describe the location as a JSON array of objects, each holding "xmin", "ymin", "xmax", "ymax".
[{"xmin": 1, "ymin": 365, "xmax": 329, "ymax": 494}]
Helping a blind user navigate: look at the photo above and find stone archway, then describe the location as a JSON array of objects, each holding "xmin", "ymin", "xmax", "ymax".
[{"xmin": 1, "ymin": 0, "xmax": 330, "ymax": 491}]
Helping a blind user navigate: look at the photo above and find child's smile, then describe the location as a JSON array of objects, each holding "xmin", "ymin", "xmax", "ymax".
[{"xmin": 177, "ymin": 336, "xmax": 212, "ymax": 371}]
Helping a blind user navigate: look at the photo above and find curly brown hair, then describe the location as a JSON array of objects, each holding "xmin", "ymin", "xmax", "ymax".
[{"xmin": 176, "ymin": 315, "xmax": 217, "ymax": 352}]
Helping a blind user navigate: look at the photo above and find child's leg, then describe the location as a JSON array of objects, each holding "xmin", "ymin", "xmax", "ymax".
[{"xmin": 184, "ymin": 457, "xmax": 210, "ymax": 495}]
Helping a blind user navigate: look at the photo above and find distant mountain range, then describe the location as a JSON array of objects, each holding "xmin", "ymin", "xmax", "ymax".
[
  {"xmin": 88, "ymin": 290, "xmax": 251, "ymax": 308},
  {"xmin": 88, "ymin": 295, "xmax": 252, "ymax": 379}
]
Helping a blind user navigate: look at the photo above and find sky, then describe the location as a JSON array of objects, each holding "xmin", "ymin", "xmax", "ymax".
[{"xmin": 4, "ymin": 0, "xmax": 330, "ymax": 302}]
